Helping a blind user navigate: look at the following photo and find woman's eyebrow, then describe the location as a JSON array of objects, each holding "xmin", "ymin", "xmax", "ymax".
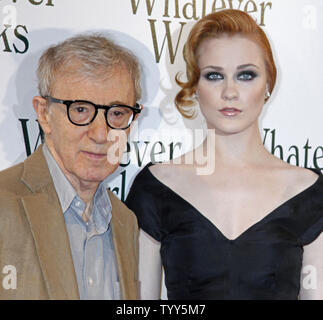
[
  {"xmin": 200, "ymin": 65, "xmax": 223, "ymax": 71},
  {"xmin": 200, "ymin": 64, "xmax": 259, "ymax": 71},
  {"xmin": 237, "ymin": 63, "xmax": 259, "ymax": 70}
]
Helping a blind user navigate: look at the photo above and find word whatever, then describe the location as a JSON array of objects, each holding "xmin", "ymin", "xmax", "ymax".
[
  {"xmin": 263, "ymin": 128, "xmax": 323, "ymax": 169},
  {"xmin": 18, "ymin": 119, "xmax": 323, "ymax": 171},
  {"xmin": 131, "ymin": 0, "xmax": 271, "ymax": 23},
  {"xmin": 130, "ymin": 0, "xmax": 272, "ymax": 63},
  {"xmin": 115, "ymin": 304, "xmax": 206, "ymax": 317}
]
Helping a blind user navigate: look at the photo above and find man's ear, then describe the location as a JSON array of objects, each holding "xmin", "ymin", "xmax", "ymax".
[
  {"xmin": 32, "ymin": 96, "xmax": 52, "ymax": 135},
  {"xmin": 134, "ymin": 104, "xmax": 143, "ymax": 121},
  {"xmin": 127, "ymin": 104, "xmax": 143, "ymax": 135}
]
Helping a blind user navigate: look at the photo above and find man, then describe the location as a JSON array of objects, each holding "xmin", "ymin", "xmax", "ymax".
[{"xmin": 0, "ymin": 34, "xmax": 142, "ymax": 299}]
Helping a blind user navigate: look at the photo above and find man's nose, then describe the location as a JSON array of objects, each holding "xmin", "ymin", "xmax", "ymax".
[{"xmin": 87, "ymin": 110, "xmax": 108, "ymax": 144}]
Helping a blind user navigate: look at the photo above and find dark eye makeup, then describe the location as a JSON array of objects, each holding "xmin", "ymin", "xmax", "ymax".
[
  {"xmin": 203, "ymin": 72, "xmax": 223, "ymax": 81},
  {"xmin": 202, "ymin": 70, "xmax": 258, "ymax": 82},
  {"xmin": 237, "ymin": 70, "xmax": 258, "ymax": 81}
]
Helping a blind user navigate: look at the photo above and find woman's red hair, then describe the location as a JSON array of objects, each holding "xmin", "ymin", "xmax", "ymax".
[{"xmin": 175, "ymin": 9, "xmax": 277, "ymax": 118}]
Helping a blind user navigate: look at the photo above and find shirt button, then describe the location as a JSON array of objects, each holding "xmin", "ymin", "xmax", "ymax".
[
  {"xmin": 76, "ymin": 201, "xmax": 81, "ymax": 207},
  {"xmin": 88, "ymin": 277, "xmax": 93, "ymax": 286}
]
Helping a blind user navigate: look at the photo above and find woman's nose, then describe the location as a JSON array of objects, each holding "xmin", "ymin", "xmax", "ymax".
[{"xmin": 221, "ymin": 80, "xmax": 239, "ymax": 101}]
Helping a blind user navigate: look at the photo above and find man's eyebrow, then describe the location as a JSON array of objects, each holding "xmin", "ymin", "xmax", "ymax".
[{"xmin": 102, "ymin": 100, "xmax": 131, "ymax": 106}]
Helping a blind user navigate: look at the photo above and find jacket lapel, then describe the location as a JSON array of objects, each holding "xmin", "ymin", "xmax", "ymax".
[
  {"xmin": 21, "ymin": 146, "xmax": 79, "ymax": 299},
  {"xmin": 109, "ymin": 190, "xmax": 138, "ymax": 300}
]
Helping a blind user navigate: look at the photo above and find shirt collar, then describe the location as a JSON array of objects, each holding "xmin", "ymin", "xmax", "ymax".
[
  {"xmin": 42, "ymin": 144, "xmax": 113, "ymax": 230},
  {"xmin": 43, "ymin": 143, "xmax": 76, "ymax": 212}
]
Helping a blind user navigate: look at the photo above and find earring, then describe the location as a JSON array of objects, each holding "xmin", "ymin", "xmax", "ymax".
[
  {"xmin": 193, "ymin": 92, "xmax": 198, "ymax": 99},
  {"xmin": 265, "ymin": 90, "xmax": 271, "ymax": 99}
]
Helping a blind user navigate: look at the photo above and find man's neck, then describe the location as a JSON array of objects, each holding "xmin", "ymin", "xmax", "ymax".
[
  {"xmin": 44, "ymin": 141, "xmax": 99, "ymax": 205},
  {"xmin": 64, "ymin": 171, "xmax": 99, "ymax": 204}
]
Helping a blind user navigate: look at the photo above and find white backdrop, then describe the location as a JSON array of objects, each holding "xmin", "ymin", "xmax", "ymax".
[{"xmin": 0, "ymin": 0, "xmax": 323, "ymax": 298}]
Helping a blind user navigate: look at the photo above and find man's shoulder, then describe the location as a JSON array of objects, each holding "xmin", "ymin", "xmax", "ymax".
[
  {"xmin": 0, "ymin": 161, "xmax": 25, "ymax": 196},
  {"xmin": 107, "ymin": 189, "xmax": 134, "ymax": 214},
  {"xmin": 0, "ymin": 162, "xmax": 29, "ymax": 225},
  {"xmin": 107, "ymin": 189, "xmax": 138, "ymax": 224}
]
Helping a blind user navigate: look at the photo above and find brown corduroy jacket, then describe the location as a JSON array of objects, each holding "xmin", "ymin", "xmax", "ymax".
[{"xmin": 0, "ymin": 145, "xmax": 139, "ymax": 299}]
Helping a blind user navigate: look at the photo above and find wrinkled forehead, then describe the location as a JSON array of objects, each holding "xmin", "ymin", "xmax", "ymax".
[
  {"xmin": 50, "ymin": 66, "xmax": 136, "ymax": 107},
  {"xmin": 51, "ymin": 59, "xmax": 134, "ymax": 93},
  {"xmin": 55, "ymin": 58, "xmax": 128, "ymax": 81}
]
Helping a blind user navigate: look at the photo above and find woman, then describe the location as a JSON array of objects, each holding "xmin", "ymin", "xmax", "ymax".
[{"xmin": 126, "ymin": 9, "xmax": 323, "ymax": 299}]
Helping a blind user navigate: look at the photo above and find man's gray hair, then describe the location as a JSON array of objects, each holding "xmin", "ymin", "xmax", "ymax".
[{"xmin": 37, "ymin": 33, "xmax": 141, "ymax": 100}]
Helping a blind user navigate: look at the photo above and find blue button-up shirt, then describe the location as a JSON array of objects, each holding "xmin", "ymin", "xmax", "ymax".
[{"xmin": 43, "ymin": 144, "xmax": 120, "ymax": 299}]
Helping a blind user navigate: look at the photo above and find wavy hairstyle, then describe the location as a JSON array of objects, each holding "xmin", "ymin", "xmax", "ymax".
[{"xmin": 175, "ymin": 9, "xmax": 277, "ymax": 118}]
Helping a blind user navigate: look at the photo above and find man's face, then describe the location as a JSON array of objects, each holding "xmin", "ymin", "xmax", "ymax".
[{"xmin": 36, "ymin": 65, "xmax": 136, "ymax": 188}]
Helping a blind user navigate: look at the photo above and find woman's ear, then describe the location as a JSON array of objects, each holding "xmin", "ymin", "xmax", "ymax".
[
  {"xmin": 32, "ymin": 96, "xmax": 52, "ymax": 135},
  {"xmin": 265, "ymin": 84, "xmax": 271, "ymax": 101}
]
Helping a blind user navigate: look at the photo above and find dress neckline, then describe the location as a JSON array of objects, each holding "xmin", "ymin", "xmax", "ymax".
[{"xmin": 144, "ymin": 163, "xmax": 322, "ymax": 242}]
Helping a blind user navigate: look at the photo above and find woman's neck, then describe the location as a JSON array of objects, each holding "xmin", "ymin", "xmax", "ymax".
[{"xmin": 197, "ymin": 124, "xmax": 273, "ymax": 169}]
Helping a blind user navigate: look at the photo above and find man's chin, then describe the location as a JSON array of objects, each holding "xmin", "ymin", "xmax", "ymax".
[{"xmin": 81, "ymin": 167, "xmax": 119, "ymax": 183}]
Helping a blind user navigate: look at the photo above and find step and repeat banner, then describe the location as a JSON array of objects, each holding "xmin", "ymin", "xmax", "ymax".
[{"xmin": 0, "ymin": 0, "xmax": 322, "ymax": 297}]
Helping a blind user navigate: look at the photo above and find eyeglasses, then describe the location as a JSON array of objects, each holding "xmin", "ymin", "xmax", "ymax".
[{"xmin": 44, "ymin": 96, "xmax": 142, "ymax": 130}]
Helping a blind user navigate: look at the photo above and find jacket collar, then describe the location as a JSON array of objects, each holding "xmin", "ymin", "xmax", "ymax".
[
  {"xmin": 21, "ymin": 144, "xmax": 53, "ymax": 193},
  {"xmin": 21, "ymin": 145, "xmax": 80, "ymax": 299},
  {"xmin": 108, "ymin": 189, "xmax": 138, "ymax": 299},
  {"xmin": 20, "ymin": 145, "xmax": 137, "ymax": 299}
]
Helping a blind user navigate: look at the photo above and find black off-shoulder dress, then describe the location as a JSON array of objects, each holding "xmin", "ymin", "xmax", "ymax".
[{"xmin": 126, "ymin": 163, "xmax": 323, "ymax": 300}]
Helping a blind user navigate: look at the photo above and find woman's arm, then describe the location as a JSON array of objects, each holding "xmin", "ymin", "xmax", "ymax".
[
  {"xmin": 299, "ymin": 232, "xmax": 323, "ymax": 300},
  {"xmin": 138, "ymin": 229, "xmax": 162, "ymax": 299}
]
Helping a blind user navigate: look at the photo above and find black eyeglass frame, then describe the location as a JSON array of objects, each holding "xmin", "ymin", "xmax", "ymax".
[{"xmin": 44, "ymin": 96, "xmax": 142, "ymax": 130}]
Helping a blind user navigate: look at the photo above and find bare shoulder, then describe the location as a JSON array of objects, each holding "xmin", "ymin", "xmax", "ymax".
[
  {"xmin": 287, "ymin": 165, "xmax": 319, "ymax": 186},
  {"xmin": 278, "ymin": 163, "xmax": 320, "ymax": 196},
  {"xmin": 149, "ymin": 162, "xmax": 184, "ymax": 181},
  {"xmin": 149, "ymin": 154, "xmax": 195, "ymax": 184}
]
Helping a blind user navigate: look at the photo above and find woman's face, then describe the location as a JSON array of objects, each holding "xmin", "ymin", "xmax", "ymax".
[{"xmin": 196, "ymin": 35, "xmax": 268, "ymax": 135}]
